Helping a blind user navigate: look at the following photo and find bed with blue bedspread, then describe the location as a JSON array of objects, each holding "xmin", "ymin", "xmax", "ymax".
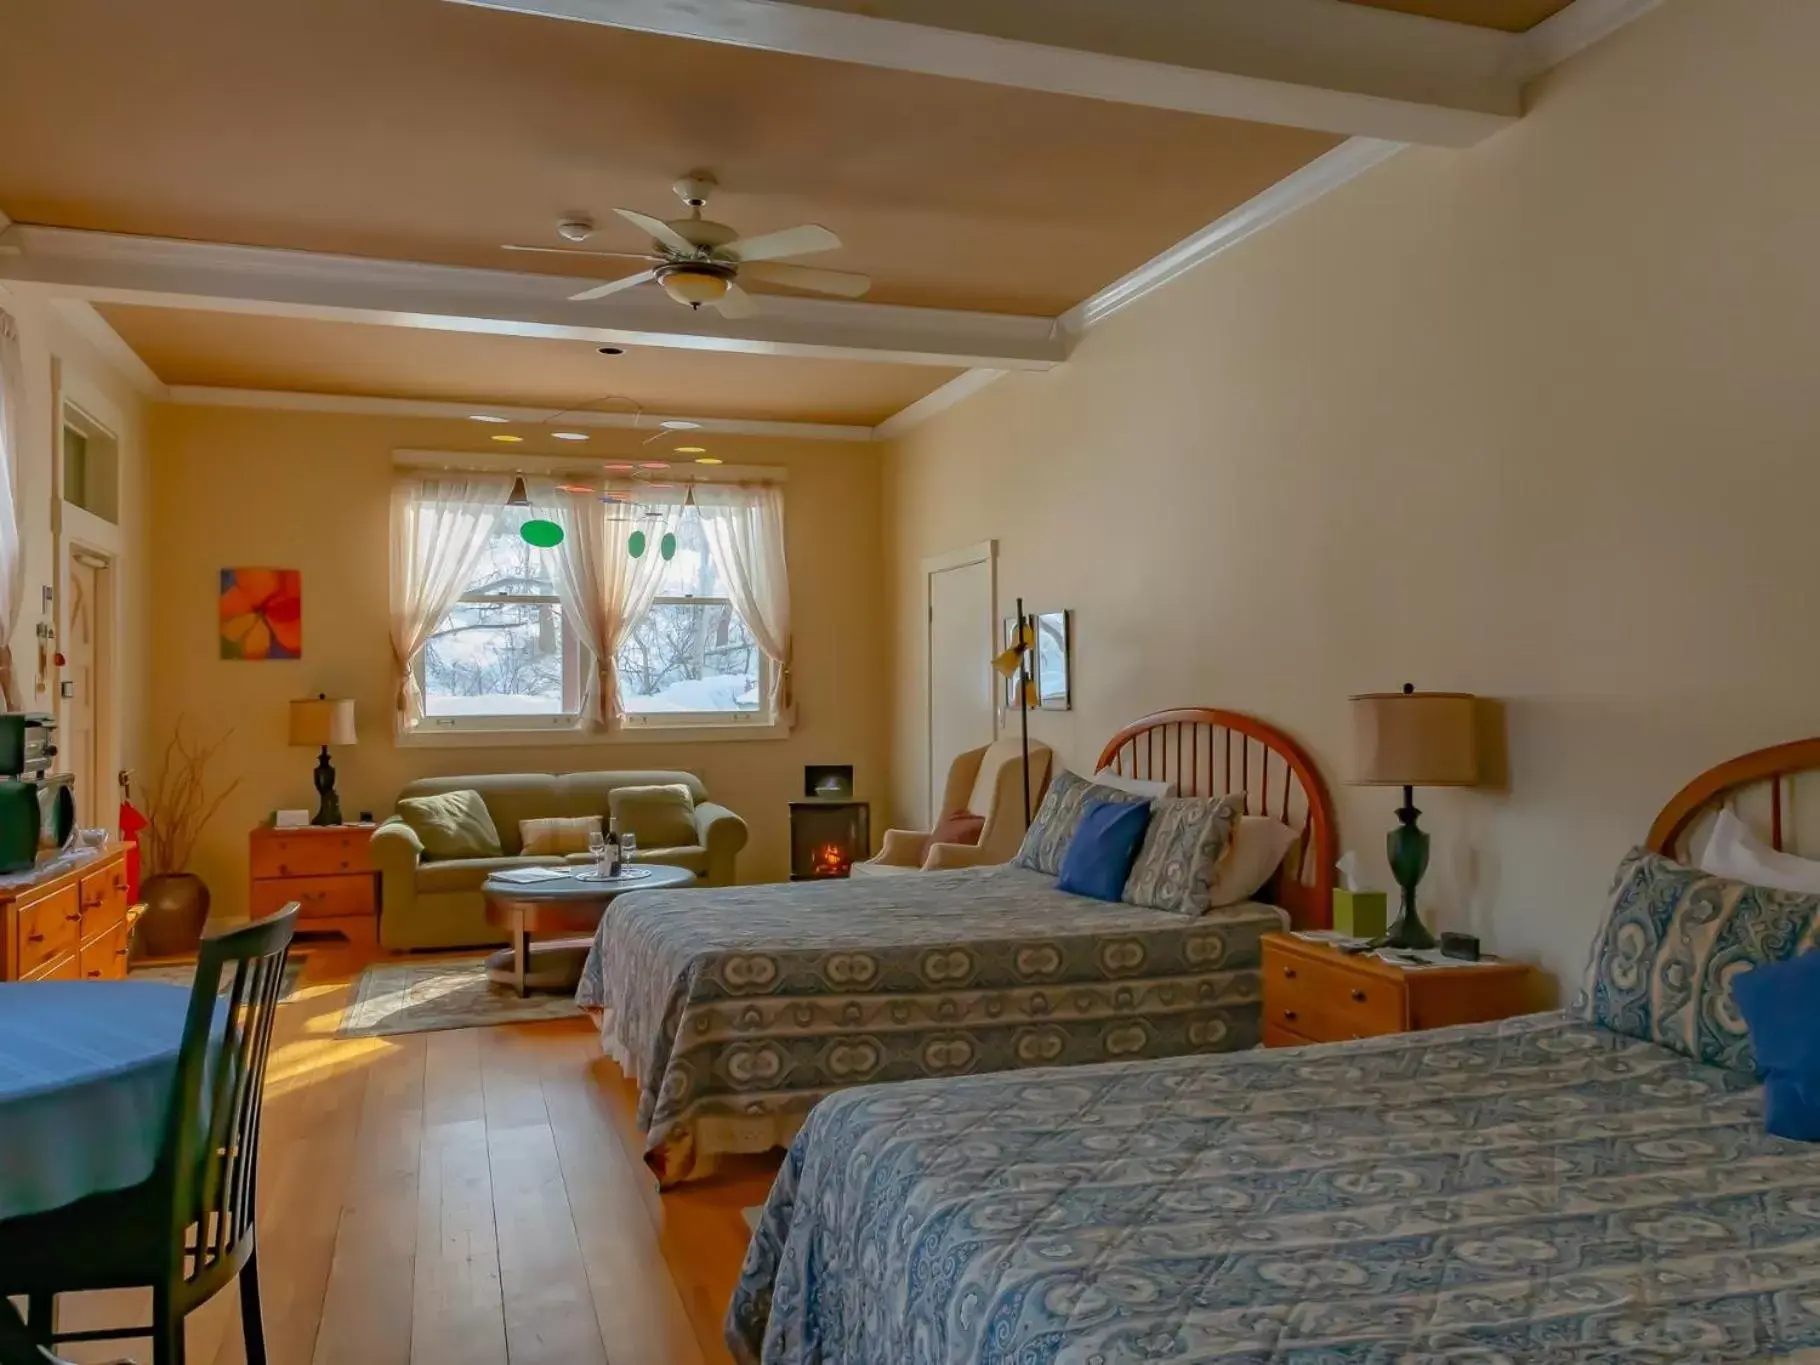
[{"xmin": 729, "ymin": 1011, "xmax": 1820, "ymax": 1363}]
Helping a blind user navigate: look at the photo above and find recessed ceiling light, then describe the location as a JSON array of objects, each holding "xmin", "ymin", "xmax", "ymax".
[
  {"xmin": 551, "ymin": 431, "xmax": 589, "ymax": 441},
  {"xmin": 673, "ymin": 446, "xmax": 707, "ymax": 454},
  {"xmin": 640, "ymin": 460, "xmax": 670, "ymax": 470},
  {"xmin": 469, "ymin": 414, "xmax": 509, "ymax": 423},
  {"xmin": 597, "ymin": 346, "xmax": 625, "ymax": 356},
  {"xmin": 491, "ymin": 433, "xmax": 524, "ymax": 443},
  {"xmin": 659, "ymin": 420, "xmax": 702, "ymax": 431},
  {"xmin": 693, "ymin": 456, "xmax": 724, "ymax": 465}
]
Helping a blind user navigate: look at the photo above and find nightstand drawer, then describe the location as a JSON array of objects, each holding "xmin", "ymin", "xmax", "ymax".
[
  {"xmin": 251, "ymin": 829, "xmax": 373, "ymax": 879},
  {"xmin": 1264, "ymin": 939, "xmax": 1407, "ymax": 1042},
  {"xmin": 251, "ymin": 873, "xmax": 373, "ymax": 921}
]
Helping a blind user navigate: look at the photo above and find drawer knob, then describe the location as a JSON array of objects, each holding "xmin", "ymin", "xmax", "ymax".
[
  {"xmin": 1282, "ymin": 1009, "xmax": 1298, "ymax": 1022},
  {"xmin": 26, "ymin": 931, "xmax": 44, "ymax": 943},
  {"xmin": 1282, "ymin": 967, "xmax": 1297, "ymax": 980},
  {"xmin": 1351, "ymin": 988, "xmax": 1367, "ymax": 1003}
]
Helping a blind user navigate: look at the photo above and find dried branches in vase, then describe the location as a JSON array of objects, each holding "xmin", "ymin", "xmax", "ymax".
[{"xmin": 135, "ymin": 719, "xmax": 241, "ymax": 960}]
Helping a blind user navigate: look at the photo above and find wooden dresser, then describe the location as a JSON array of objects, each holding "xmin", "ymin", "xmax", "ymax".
[
  {"xmin": 249, "ymin": 824, "xmax": 378, "ymax": 944},
  {"xmin": 1, "ymin": 843, "xmax": 135, "ymax": 982},
  {"xmin": 1262, "ymin": 932, "xmax": 1537, "ymax": 1047}
]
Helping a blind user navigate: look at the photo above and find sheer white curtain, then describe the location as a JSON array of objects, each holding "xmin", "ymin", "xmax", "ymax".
[
  {"xmin": 0, "ymin": 310, "xmax": 24, "ymax": 710},
  {"xmin": 550, "ymin": 485, "xmax": 678, "ymax": 724},
  {"xmin": 696, "ymin": 483, "xmax": 792, "ymax": 722},
  {"xmin": 388, "ymin": 475, "xmax": 505, "ymax": 724}
]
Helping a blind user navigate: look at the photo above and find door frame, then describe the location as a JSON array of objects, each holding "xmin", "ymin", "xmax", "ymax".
[
  {"xmin": 921, "ymin": 540, "xmax": 997, "ymax": 827},
  {"xmin": 62, "ymin": 545, "xmax": 115, "ymax": 828}
]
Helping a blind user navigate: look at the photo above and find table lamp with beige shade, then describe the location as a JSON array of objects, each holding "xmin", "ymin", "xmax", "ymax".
[
  {"xmin": 290, "ymin": 694, "xmax": 357, "ymax": 826},
  {"xmin": 1349, "ymin": 684, "xmax": 1482, "ymax": 950}
]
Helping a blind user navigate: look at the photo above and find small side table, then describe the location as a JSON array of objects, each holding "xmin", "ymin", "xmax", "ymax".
[
  {"xmin": 1261, "ymin": 932, "xmax": 1536, "ymax": 1047},
  {"xmin": 248, "ymin": 824, "xmax": 378, "ymax": 944}
]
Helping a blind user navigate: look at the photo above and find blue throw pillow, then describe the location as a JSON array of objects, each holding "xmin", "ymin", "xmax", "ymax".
[
  {"xmin": 1734, "ymin": 950, "xmax": 1820, "ymax": 1142},
  {"xmin": 1057, "ymin": 799, "xmax": 1153, "ymax": 902}
]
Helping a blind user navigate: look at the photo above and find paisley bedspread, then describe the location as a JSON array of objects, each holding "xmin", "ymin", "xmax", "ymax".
[
  {"xmin": 729, "ymin": 1011, "xmax": 1820, "ymax": 1364},
  {"xmin": 575, "ymin": 866, "xmax": 1281, "ymax": 1182}
]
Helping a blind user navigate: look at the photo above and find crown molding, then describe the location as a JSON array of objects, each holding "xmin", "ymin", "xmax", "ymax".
[
  {"xmin": 451, "ymin": 0, "xmax": 1519, "ymax": 147},
  {"xmin": 0, "ymin": 226, "xmax": 1066, "ymax": 372},
  {"xmin": 164, "ymin": 385, "xmax": 875, "ymax": 442}
]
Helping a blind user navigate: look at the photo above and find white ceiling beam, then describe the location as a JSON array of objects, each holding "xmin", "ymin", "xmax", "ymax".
[
  {"xmin": 447, "ymin": 0, "xmax": 1521, "ymax": 147},
  {"xmin": 0, "ymin": 225, "xmax": 1065, "ymax": 372}
]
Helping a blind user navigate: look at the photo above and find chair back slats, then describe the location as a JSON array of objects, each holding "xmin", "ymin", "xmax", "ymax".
[{"xmin": 162, "ymin": 906, "xmax": 297, "ymax": 1298}]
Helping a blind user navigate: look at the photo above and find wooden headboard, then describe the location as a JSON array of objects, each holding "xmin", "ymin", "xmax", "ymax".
[
  {"xmin": 1648, "ymin": 738, "xmax": 1820, "ymax": 859},
  {"xmin": 1095, "ymin": 708, "xmax": 1337, "ymax": 930}
]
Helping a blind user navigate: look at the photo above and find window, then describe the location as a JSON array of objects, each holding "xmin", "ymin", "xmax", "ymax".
[
  {"xmin": 417, "ymin": 507, "xmax": 584, "ymax": 727},
  {"xmin": 617, "ymin": 507, "xmax": 767, "ymax": 725}
]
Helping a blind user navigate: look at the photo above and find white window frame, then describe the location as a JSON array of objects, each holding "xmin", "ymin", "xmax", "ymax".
[
  {"xmin": 411, "ymin": 579, "xmax": 587, "ymax": 735},
  {"xmin": 616, "ymin": 591, "xmax": 774, "ymax": 731}
]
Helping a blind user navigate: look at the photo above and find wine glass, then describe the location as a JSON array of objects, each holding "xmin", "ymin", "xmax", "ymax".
[
  {"xmin": 620, "ymin": 832, "xmax": 637, "ymax": 868},
  {"xmin": 587, "ymin": 829, "xmax": 607, "ymax": 876}
]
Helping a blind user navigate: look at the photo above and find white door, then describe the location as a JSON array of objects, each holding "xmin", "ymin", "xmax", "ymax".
[
  {"xmin": 925, "ymin": 553, "xmax": 995, "ymax": 823},
  {"xmin": 65, "ymin": 556, "xmax": 100, "ymax": 826}
]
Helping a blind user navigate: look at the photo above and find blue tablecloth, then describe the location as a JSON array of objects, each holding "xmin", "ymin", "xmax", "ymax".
[{"xmin": 0, "ymin": 981, "xmax": 194, "ymax": 1221}]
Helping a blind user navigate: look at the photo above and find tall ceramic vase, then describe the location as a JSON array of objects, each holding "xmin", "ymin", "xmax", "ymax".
[{"xmin": 135, "ymin": 872, "xmax": 211, "ymax": 960}]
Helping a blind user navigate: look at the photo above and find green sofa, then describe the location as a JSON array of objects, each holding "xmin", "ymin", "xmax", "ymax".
[{"xmin": 370, "ymin": 771, "xmax": 747, "ymax": 951}]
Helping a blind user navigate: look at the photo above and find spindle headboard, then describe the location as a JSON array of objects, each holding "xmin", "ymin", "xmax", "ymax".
[
  {"xmin": 1648, "ymin": 738, "xmax": 1820, "ymax": 860},
  {"xmin": 1095, "ymin": 708, "xmax": 1337, "ymax": 930}
]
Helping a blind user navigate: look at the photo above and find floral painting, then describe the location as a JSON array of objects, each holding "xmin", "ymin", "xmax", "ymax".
[{"xmin": 220, "ymin": 568, "xmax": 302, "ymax": 660}]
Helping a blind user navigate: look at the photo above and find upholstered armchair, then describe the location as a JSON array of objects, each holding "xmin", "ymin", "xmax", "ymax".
[{"xmin": 860, "ymin": 738, "xmax": 1052, "ymax": 874}]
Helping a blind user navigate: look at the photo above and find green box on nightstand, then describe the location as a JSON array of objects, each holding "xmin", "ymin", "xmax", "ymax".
[{"xmin": 1332, "ymin": 889, "xmax": 1387, "ymax": 938}]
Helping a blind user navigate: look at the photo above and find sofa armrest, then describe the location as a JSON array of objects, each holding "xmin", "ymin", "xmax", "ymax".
[
  {"xmin": 922, "ymin": 841, "xmax": 1011, "ymax": 872},
  {"xmin": 869, "ymin": 829, "xmax": 932, "ymax": 868},
  {"xmin": 370, "ymin": 818, "xmax": 424, "ymax": 880},
  {"xmin": 693, "ymin": 801, "xmax": 748, "ymax": 886}
]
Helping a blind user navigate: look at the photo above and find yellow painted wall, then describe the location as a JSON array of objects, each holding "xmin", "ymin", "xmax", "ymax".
[
  {"xmin": 148, "ymin": 405, "xmax": 886, "ymax": 909},
  {"xmin": 883, "ymin": 0, "xmax": 1820, "ymax": 989}
]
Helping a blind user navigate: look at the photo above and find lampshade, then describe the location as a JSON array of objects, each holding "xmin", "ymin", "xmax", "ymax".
[
  {"xmin": 289, "ymin": 696, "xmax": 357, "ymax": 748},
  {"xmin": 1349, "ymin": 690, "xmax": 1479, "ymax": 787},
  {"xmin": 992, "ymin": 620, "xmax": 1035, "ymax": 679}
]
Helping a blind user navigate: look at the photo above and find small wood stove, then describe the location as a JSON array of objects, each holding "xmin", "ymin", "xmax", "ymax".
[{"xmin": 788, "ymin": 799, "xmax": 869, "ymax": 881}]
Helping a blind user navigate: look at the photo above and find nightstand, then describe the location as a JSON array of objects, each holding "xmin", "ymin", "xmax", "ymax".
[
  {"xmin": 249, "ymin": 824, "xmax": 378, "ymax": 944},
  {"xmin": 1261, "ymin": 932, "xmax": 1536, "ymax": 1047}
]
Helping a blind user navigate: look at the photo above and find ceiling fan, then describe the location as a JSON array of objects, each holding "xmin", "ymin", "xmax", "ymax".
[{"xmin": 502, "ymin": 172, "xmax": 870, "ymax": 319}]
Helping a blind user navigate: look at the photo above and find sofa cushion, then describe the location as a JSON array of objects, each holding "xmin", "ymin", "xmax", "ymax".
[
  {"xmin": 396, "ymin": 789, "xmax": 503, "ymax": 860},
  {"xmin": 415, "ymin": 854, "xmax": 565, "ymax": 895},
  {"xmin": 521, "ymin": 815, "xmax": 601, "ymax": 856},
  {"xmin": 608, "ymin": 784, "xmax": 698, "ymax": 849},
  {"xmin": 395, "ymin": 774, "xmax": 557, "ymax": 855},
  {"xmin": 560, "ymin": 770, "xmax": 707, "ymax": 821}
]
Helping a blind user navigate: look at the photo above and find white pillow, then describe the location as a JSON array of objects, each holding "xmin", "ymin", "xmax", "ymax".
[
  {"xmin": 1091, "ymin": 768, "xmax": 1174, "ymax": 800},
  {"xmin": 1207, "ymin": 816, "xmax": 1298, "ymax": 907},
  {"xmin": 1698, "ymin": 808, "xmax": 1820, "ymax": 895}
]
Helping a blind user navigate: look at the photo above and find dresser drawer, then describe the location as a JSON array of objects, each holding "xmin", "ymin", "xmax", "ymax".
[
  {"xmin": 79, "ymin": 918, "xmax": 130, "ymax": 981},
  {"xmin": 1264, "ymin": 941, "xmax": 1407, "ymax": 1042},
  {"xmin": 17, "ymin": 886, "xmax": 83, "ymax": 977},
  {"xmin": 251, "ymin": 830, "xmax": 373, "ymax": 879},
  {"xmin": 78, "ymin": 861, "xmax": 129, "ymax": 937},
  {"xmin": 251, "ymin": 873, "xmax": 373, "ymax": 921},
  {"xmin": 23, "ymin": 950, "xmax": 80, "ymax": 982}
]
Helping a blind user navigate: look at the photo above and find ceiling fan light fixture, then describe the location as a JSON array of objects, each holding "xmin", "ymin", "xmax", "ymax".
[{"xmin": 657, "ymin": 264, "xmax": 732, "ymax": 309}]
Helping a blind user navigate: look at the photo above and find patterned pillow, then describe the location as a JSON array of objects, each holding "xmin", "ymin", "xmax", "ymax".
[
  {"xmin": 1572, "ymin": 847, "xmax": 1820, "ymax": 1074},
  {"xmin": 1015, "ymin": 770, "xmax": 1149, "ymax": 876},
  {"xmin": 1122, "ymin": 796, "xmax": 1244, "ymax": 916}
]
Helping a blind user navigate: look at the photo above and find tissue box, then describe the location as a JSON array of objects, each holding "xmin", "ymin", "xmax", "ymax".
[{"xmin": 1332, "ymin": 889, "xmax": 1387, "ymax": 938}]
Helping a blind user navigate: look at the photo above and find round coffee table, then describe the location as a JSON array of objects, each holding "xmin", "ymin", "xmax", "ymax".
[{"xmin": 481, "ymin": 864, "xmax": 696, "ymax": 997}]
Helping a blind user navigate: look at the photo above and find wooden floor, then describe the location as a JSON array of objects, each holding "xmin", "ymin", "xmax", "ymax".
[{"xmin": 55, "ymin": 941, "xmax": 778, "ymax": 1365}]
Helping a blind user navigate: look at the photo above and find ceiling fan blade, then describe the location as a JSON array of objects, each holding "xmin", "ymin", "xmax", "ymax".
[
  {"xmin": 714, "ymin": 283, "xmax": 761, "ymax": 320},
  {"xmin": 721, "ymin": 224, "xmax": 841, "ymax": 263},
  {"xmin": 503, "ymin": 244, "xmax": 665, "ymax": 263},
  {"xmin": 568, "ymin": 270, "xmax": 656, "ymax": 302},
  {"xmin": 740, "ymin": 261, "xmax": 871, "ymax": 299},
  {"xmin": 615, "ymin": 207, "xmax": 697, "ymax": 256}
]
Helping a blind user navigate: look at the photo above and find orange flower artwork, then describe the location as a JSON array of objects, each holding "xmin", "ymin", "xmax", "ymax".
[{"xmin": 220, "ymin": 568, "xmax": 302, "ymax": 660}]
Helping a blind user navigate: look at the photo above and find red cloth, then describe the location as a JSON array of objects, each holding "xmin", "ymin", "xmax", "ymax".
[
  {"xmin": 119, "ymin": 800, "xmax": 150, "ymax": 903},
  {"xmin": 930, "ymin": 810, "xmax": 985, "ymax": 847}
]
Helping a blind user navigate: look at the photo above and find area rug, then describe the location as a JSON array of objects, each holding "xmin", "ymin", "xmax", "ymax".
[
  {"xmin": 337, "ymin": 958, "xmax": 584, "ymax": 1038},
  {"xmin": 131, "ymin": 956, "xmax": 307, "ymax": 1001}
]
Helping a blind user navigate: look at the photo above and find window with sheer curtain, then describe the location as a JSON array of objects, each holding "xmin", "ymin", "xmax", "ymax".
[{"xmin": 391, "ymin": 472, "xmax": 790, "ymax": 736}]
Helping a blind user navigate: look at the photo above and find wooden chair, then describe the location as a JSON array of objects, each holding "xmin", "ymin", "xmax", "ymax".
[{"xmin": 0, "ymin": 905, "xmax": 299, "ymax": 1365}]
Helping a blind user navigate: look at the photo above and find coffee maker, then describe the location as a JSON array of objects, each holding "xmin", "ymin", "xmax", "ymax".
[{"xmin": 0, "ymin": 713, "xmax": 76, "ymax": 873}]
